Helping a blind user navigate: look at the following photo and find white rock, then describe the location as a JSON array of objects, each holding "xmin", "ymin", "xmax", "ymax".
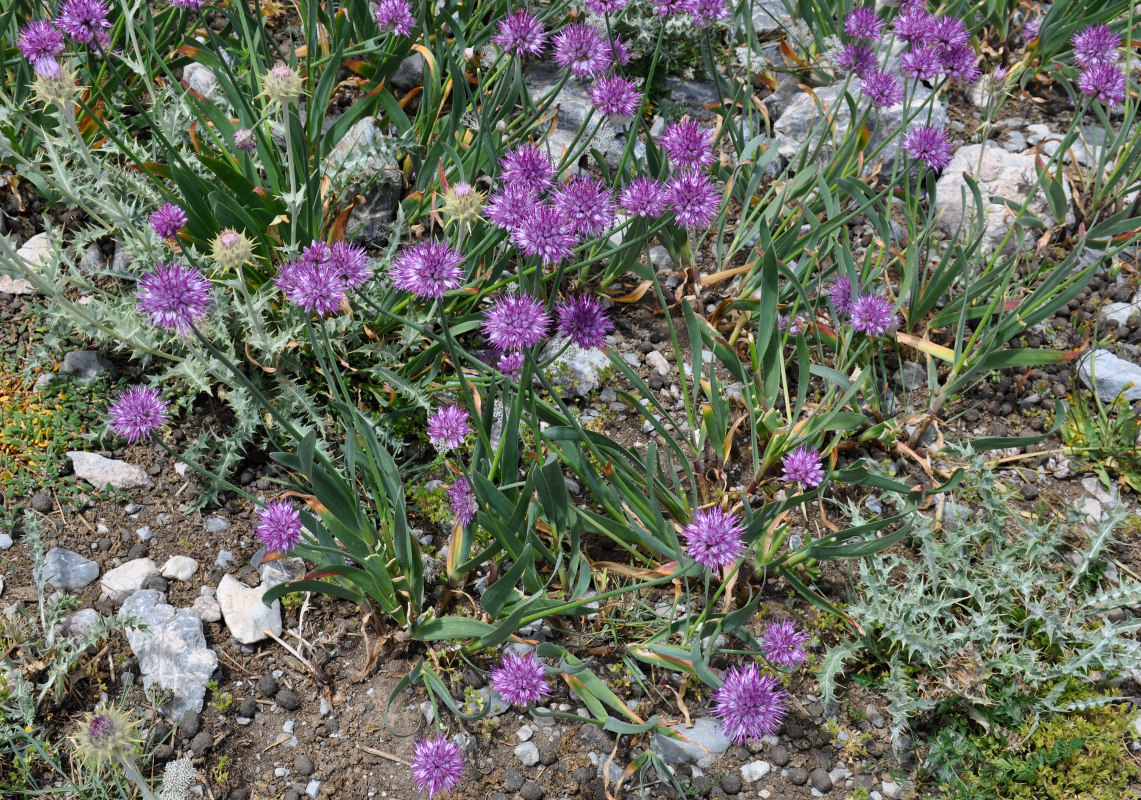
[
  {"xmin": 1077, "ymin": 349, "xmax": 1141, "ymax": 402},
  {"xmin": 190, "ymin": 594, "xmax": 222, "ymax": 623},
  {"xmin": 544, "ymin": 340, "xmax": 613, "ymax": 397},
  {"xmin": 649, "ymin": 246, "xmax": 675, "ymax": 271},
  {"xmin": 0, "ymin": 274, "xmax": 34, "ymax": 295},
  {"xmin": 101, "ymin": 558, "xmax": 160, "ymax": 602},
  {"xmin": 1078, "ymin": 496, "xmax": 1104, "ymax": 522},
  {"xmin": 183, "ymin": 62, "xmax": 218, "ymax": 96},
  {"xmin": 882, "ymin": 780, "xmax": 905, "ymax": 800},
  {"xmin": 645, "ymin": 351, "xmax": 671, "ymax": 377},
  {"xmin": 16, "ymin": 233, "xmax": 52, "ymax": 271},
  {"xmin": 216, "ymin": 574, "xmax": 282, "ymax": 644},
  {"xmin": 514, "ymin": 741, "xmax": 540, "ymax": 767},
  {"xmin": 1101, "ymin": 299, "xmax": 1141, "ymax": 326},
  {"xmin": 741, "ymin": 761, "xmax": 772, "ymax": 782},
  {"xmin": 162, "ymin": 555, "xmax": 199, "ymax": 581},
  {"xmin": 516, "ymin": 725, "xmax": 534, "ymax": 742},
  {"xmin": 68, "ymin": 451, "xmax": 153, "ymax": 490},
  {"xmin": 59, "ymin": 350, "xmax": 111, "ymax": 384}
]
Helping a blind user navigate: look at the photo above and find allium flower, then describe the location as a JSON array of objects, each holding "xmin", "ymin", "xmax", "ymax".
[
  {"xmin": 941, "ymin": 45, "xmax": 981, "ymax": 83},
  {"xmin": 274, "ymin": 257, "xmax": 345, "ymax": 316},
  {"xmin": 834, "ymin": 43, "xmax": 876, "ymax": 77},
  {"xmin": 410, "ymin": 736, "xmax": 464, "ymax": 799},
  {"xmin": 137, "ymin": 261, "xmax": 212, "ymax": 334},
  {"xmin": 511, "ymin": 204, "xmax": 579, "ymax": 265},
  {"xmin": 497, "ymin": 350, "xmax": 524, "ymax": 379},
  {"xmin": 666, "ymin": 171, "xmax": 722, "ymax": 229},
  {"xmin": 586, "ymin": 0, "xmax": 627, "ymax": 13},
  {"xmin": 760, "ymin": 620, "xmax": 810, "ymax": 670},
  {"xmin": 150, "ymin": 203, "xmax": 187, "ymax": 239},
  {"xmin": 18, "ymin": 21, "xmax": 65, "ymax": 76},
  {"xmin": 210, "ymin": 229, "xmax": 254, "ymax": 271},
  {"xmin": 375, "ymin": 0, "xmax": 414, "ymax": 36},
  {"xmin": 391, "ymin": 240, "xmax": 464, "ymax": 299},
  {"xmin": 483, "ymin": 293, "xmax": 550, "ymax": 351},
  {"xmin": 72, "ymin": 704, "xmax": 139, "ymax": 767},
  {"xmin": 711, "ymin": 663, "xmax": 788, "ymax": 744},
  {"xmin": 691, "ymin": 0, "xmax": 731, "ymax": 28},
  {"xmin": 556, "ymin": 295, "xmax": 612, "ymax": 349},
  {"xmin": 893, "ymin": 9, "xmax": 934, "ymax": 45},
  {"xmin": 659, "ymin": 118, "xmax": 715, "ymax": 171},
  {"xmin": 108, "ymin": 386, "xmax": 169, "ymax": 443},
  {"xmin": 590, "ymin": 74, "xmax": 643, "ymax": 124},
  {"xmin": 499, "ymin": 142, "xmax": 555, "ymax": 195},
  {"xmin": 551, "ymin": 23, "xmax": 611, "ymax": 78},
  {"xmin": 830, "ymin": 276, "xmax": 854, "ymax": 316},
  {"xmin": 780, "ymin": 445, "xmax": 825, "ymax": 488},
  {"xmin": 653, "ymin": 0, "xmax": 696, "ymax": 17},
  {"xmin": 681, "ymin": 507, "xmax": 746, "ymax": 573},
  {"xmin": 1072, "ymin": 23, "xmax": 1120, "ymax": 68},
  {"xmin": 778, "ymin": 313, "xmax": 803, "ymax": 335},
  {"xmin": 553, "ymin": 176, "xmax": 616, "ymax": 238},
  {"xmin": 609, "ymin": 36, "xmax": 631, "ymax": 67},
  {"xmin": 256, "ymin": 501, "xmax": 303, "ymax": 553},
  {"xmin": 169, "ymin": 0, "xmax": 208, "ymax": 7},
  {"xmin": 261, "ymin": 63, "xmax": 303, "ymax": 105},
  {"xmin": 427, "ymin": 405, "xmax": 473, "ymax": 451},
  {"xmin": 858, "ymin": 70, "xmax": 903, "ymax": 108},
  {"xmin": 233, "ymin": 128, "xmax": 256, "ymax": 152},
  {"xmin": 1078, "ymin": 63, "xmax": 1127, "ymax": 107},
  {"xmin": 849, "ymin": 293, "xmax": 897, "ymax": 335},
  {"xmin": 902, "ymin": 124, "xmax": 954, "ymax": 170},
  {"xmin": 490, "ymin": 652, "xmax": 552, "ymax": 706},
  {"xmin": 844, "ymin": 7, "xmax": 884, "ymax": 41},
  {"xmin": 449, "ymin": 476, "xmax": 478, "ymax": 527},
  {"xmin": 900, "ymin": 46, "xmax": 942, "ymax": 81},
  {"xmin": 929, "ymin": 15, "xmax": 969, "ymax": 51},
  {"xmin": 493, "ymin": 9, "xmax": 547, "ymax": 56},
  {"xmin": 56, "ymin": 0, "xmax": 110, "ymax": 45},
  {"xmin": 1022, "ymin": 18, "xmax": 1040, "ymax": 43},
  {"xmin": 330, "ymin": 241, "xmax": 372, "ymax": 290},
  {"xmin": 620, "ymin": 177, "xmax": 669, "ymax": 218},
  {"xmin": 441, "ymin": 182, "xmax": 485, "ymax": 230},
  {"xmin": 485, "ymin": 183, "xmax": 535, "ymax": 232}
]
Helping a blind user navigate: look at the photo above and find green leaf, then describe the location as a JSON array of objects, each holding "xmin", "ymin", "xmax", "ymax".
[{"xmin": 817, "ymin": 639, "xmax": 866, "ymax": 703}]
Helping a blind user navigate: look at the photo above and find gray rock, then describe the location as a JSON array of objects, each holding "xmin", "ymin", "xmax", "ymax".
[
  {"xmin": 660, "ymin": 77, "xmax": 723, "ymax": 119},
  {"xmin": 390, "ymin": 54, "xmax": 424, "ymax": 91},
  {"xmin": 16, "ymin": 233, "xmax": 53, "ymax": 271},
  {"xmin": 544, "ymin": 340, "xmax": 612, "ymax": 397},
  {"xmin": 1078, "ymin": 349, "xmax": 1141, "ymax": 402},
  {"xmin": 258, "ymin": 557, "xmax": 306, "ymax": 589},
  {"xmin": 217, "ymin": 575, "xmax": 282, "ymax": 644},
  {"xmin": 649, "ymin": 246, "xmax": 674, "ymax": 272},
  {"xmin": 881, "ymin": 780, "xmax": 905, "ymax": 800},
  {"xmin": 514, "ymin": 741, "xmax": 540, "ymax": 767},
  {"xmin": 68, "ymin": 452, "xmax": 153, "ymax": 491},
  {"xmin": 1101, "ymin": 296, "xmax": 1141, "ymax": 325},
  {"xmin": 524, "ymin": 64, "xmax": 594, "ymax": 132},
  {"xmin": 0, "ymin": 533, "xmax": 12, "ymax": 550},
  {"xmin": 204, "ymin": 516, "xmax": 229, "ymax": 534},
  {"xmin": 183, "ymin": 63, "xmax": 218, "ymax": 97},
  {"xmin": 651, "ymin": 717, "xmax": 731, "ymax": 767},
  {"xmin": 740, "ymin": 761, "xmax": 772, "ymax": 782},
  {"xmin": 59, "ymin": 351, "xmax": 111, "ymax": 384},
  {"xmin": 295, "ymin": 755, "xmax": 315, "ymax": 776},
  {"xmin": 190, "ymin": 594, "xmax": 222, "ymax": 622},
  {"xmin": 161, "ymin": 556, "xmax": 199, "ymax": 581},
  {"xmin": 57, "ymin": 607, "xmax": 101, "ymax": 638},
  {"xmin": 810, "ymin": 767, "xmax": 833, "ymax": 792},
  {"xmin": 101, "ymin": 558, "xmax": 161, "ymax": 602},
  {"xmin": 645, "ymin": 351, "xmax": 671, "ymax": 377},
  {"xmin": 751, "ymin": 0, "xmax": 791, "ymax": 34},
  {"xmin": 788, "ymin": 767, "xmax": 809, "ymax": 786},
  {"xmin": 471, "ymin": 687, "xmax": 510, "ymax": 716},
  {"xmin": 897, "ymin": 361, "xmax": 925, "ymax": 391},
  {"xmin": 305, "ymin": 780, "xmax": 321, "ymax": 798},
  {"xmin": 121, "ymin": 589, "xmax": 218, "ymax": 722},
  {"xmin": 44, "ymin": 547, "xmax": 100, "ymax": 589},
  {"xmin": 136, "ymin": 526, "xmax": 153, "ymax": 542},
  {"xmin": 328, "ymin": 118, "xmax": 401, "ymax": 248}
]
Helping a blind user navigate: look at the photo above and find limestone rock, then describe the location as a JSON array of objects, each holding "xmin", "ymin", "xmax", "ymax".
[
  {"xmin": 68, "ymin": 452, "xmax": 153, "ymax": 490},
  {"xmin": 1078, "ymin": 349, "xmax": 1141, "ymax": 402},
  {"xmin": 161, "ymin": 556, "xmax": 199, "ymax": 582},
  {"xmin": 101, "ymin": 558, "xmax": 161, "ymax": 602},
  {"xmin": 44, "ymin": 547, "xmax": 100, "ymax": 590},
  {"xmin": 217, "ymin": 575, "xmax": 282, "ymax": 644}
]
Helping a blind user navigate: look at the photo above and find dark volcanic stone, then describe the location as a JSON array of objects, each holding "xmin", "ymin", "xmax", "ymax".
[
  {"xmin": 190, "ymin": 730, "xmax": 212, "ymax": 755},
  {"xmin": 258, "ymin": 674, "xmax": 278, "ymax": 696},
  {"xmin": 294, "ymin": 755, "xmax": 315, "ymax": 776},
  {"xmin": 572, "ymin": 767, "xmax": 593, "ymax": 784},
  {"xmin": 520, "ymin": 781, "xmax": 544, "ymax": 800},
  {"xmin": 788, "ymin": 767, "xmax": 808, "ymax": 786},
  {"xmin": 769, "ymin": 744, "xmax": 790, "ymax": 766},
  {"xmin": 720, "ymin": 775, "xmax": 741, "ymax": 794},
  {"xmin": 179, "ymin": 712, "xmax": 201, "ymax": 740},
  {"xmin": 503, "ymin": 769, "xmax": 524, "ymax": 793},
  {"xmin": 809, "ymin": 768, "xmax": 833, "ymax": 792},
  {"xmin": 239, "ymin": 696, "xmax": 258, "ymax": 718},
  {"xmin": 276, "ymin": 688, "xmax": 300, "ymax": 711}
]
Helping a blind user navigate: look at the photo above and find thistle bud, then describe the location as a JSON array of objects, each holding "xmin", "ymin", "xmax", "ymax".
[{"xmin": 210, "ymin": 229, "xmax": 254, "ymax": 271}]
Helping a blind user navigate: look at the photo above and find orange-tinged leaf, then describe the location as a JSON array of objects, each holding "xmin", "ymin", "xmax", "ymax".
[
  {"xmin": 607, "ymin": 280, "xmax": 653, "ymax": 303},
  {"xmin": 895, "ymin": 331, "xmax": 955, "ymax": 362}
]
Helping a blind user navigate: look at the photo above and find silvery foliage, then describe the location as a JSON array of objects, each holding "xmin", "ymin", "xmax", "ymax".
[{"xmin": 158, "ymin": 757, "xmax": 199, "ymax": 800}]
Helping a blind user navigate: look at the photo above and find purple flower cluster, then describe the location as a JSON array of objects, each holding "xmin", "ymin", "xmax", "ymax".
[
  {"xmin": 660, "ymin": 119, "xmax": 715, "ymax": 171},
  {"xmin": 556, "ymin": 295, "xmax": 612, "ymax": 349},
  {"xmin": 902, "ymin": 124, "xmax": 954, "ymax": 170},
  {"xmin": 410, "ymin": 736, "xmax": 464, "ymax": 799},
  {"xmin": 682, "ymin": 507, "xmax": 746, "ymax": 573},
  {"xmin": 108, "ymin": 386, "xmax": 169, "ymax": 443},
  {"xmin": 850, "ymin": 293, "xmax": 897, "ymax": 336},
  {"xmin": 275, "ymin": 239, "xmax": 372, "ymax": 315},
  {"xmin": 483, "ymin": 293, "xmax": 550, "ymax": 352},
  {"xmin": 375, "ymin": 0, "xmax": 414, "ymax": 36},
  {"xmin": 490, "ymin": 652, "xmax": 551, "ymax": 706},
  {"xmin": 780, "ymin": 445, "xmax": 824, "ymax": 489},
  {"xmin": 552, "ymin": 23, "xmax": 612, "ymax": 79},
  {"xmin": 712, "ymin": 663, "xmax": 788, "ymax": 744},
  {"xmin": 57, "ymin": 0, "xmax": 111, "ymax": 48},
  {"xmin": 150, "ymin": 203, "xmax": 187, "ymax": 239},
  {"xmin": 256, "ymin": 501, "xmax": 303, "ymax": 553},
  {"xmin": 391, "ymin": 240, "xmax": 464, "ymax": 299},
  {"xmin": 427, "ymin": 405, "xmax": 473, "ymax": 451},
  {"xmin": 18, "ymin": 20, "xmax": 65, "ymax": 76},
  {"xmin": 846, "ymin": 6, "xmax": 979, "ymax": 88},
  {"xmin": 590, "ymin": 74, "xmax": 642, "ymax": 124},
  {"xmin": 494, "ymin": 10, "xmax": 547, "ymax": 56},
  {"xmin": 449, "ymin": 476, "xmax": 478, "ymax": 527},
  {"xmin": 137, "ymin": 261, "xmax": 213, "ymax": 335},
  {"xmin": 761, "ymin": 620, "xmax": 810, "ymax": 670},
  {"xmin": 1072, "ymin": 24, "xmax": 1127, "ymax": 107}
]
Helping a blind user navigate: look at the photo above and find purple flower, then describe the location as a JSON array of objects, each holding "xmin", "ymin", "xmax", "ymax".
[
  {"xmin": 375, "ymin": 0, "xmax": 414, "ymax": 36},
  {"xmin": 150, "ymin": 203, "xmax": 187, "ymax": 239},
  {"xmin": 233, "ymin": 128, "xmax": 256, "ymax": 152},
  {"xmin": 858, "ymin": 70, "xmax": 903, "ymax": 108},
  {"xmin": 391, "ymin": 240, "xmax": 464, "ymax": 299},
  {"xmin": 691, "ymin": 0, "xmax": 731, "ymax": 28},
  {"xmin": 1022, "ymin": 18, "xmax": 1040, "ymax": 43},
  {"xmin": 274, "ymin": 257, "xmax": 345, "ymax": 316},
  {"xmin": 760, "ymin": 620, "xmax": 810, "ymax": 670},
  {"xmin": 169, "ymin": 0, "xmax": 208, "ymax": 7},
  {"xmin": 590, "ymin": 74, "xmax": 642, "ymax": 123},
  {"xmin": 941, "ymin": 45, "xmax": 981, "ymax": 83},
  {"xmin": 497, "ymin": 350, "xmax": 524, "ymax": 379},
  {"xmin": 608, "ymin": 36, "xmax": 631, "ymax": 67},
  {"xmin": 552, "ymin": 23, "xmax": 611, "ymax": 78},
  {"xmin": 410, "ymin": 736, "xmax": 464, "ymax": 799},
  {"xmin": 849, "ymin": 293, "xmax": 896, "ymax": 336},
  {"xmin": 653, "ymin": 0, "xmax": 696, "ymax": 17},
  {"xmin": 667, "ymin": 171, "xmax": 721, "ymax": 229},
  {"xmin": 137, "ymin": 261, "xmax": 212, "ymax": 334},
  {"xmin": 427, "ymin": 405, "xmax": 473, "ymax": 451},
  {"xmin": 830, "ymin": 277, "xmax": 854, "ymax": 316},
  {"xmin": 619, "ymin": 177, "xmax": 669, "ymax": 218},
  {"xmin": 18, "ymin": 21, "xmax": 65, "ymax": 76},
  {"xmin": 493, "ymin": 10, "xmax": 547, "ymax": 56},
  {"xmin": 835, "ymin": 44, "xmax": 876, "ymax": 77},
  {"xmin": 659, "ymin": 119, "xmax": 714, "ymax": 171},
  {"xmin": 553, "ymin": 176, "xmax": 616, "ymax": 238},
  {"xmin": 902, "ymin": 124, "xmax": 953, "ymax": 170},
  {"xmin": 1072, "ymin": 23, "xmax": 1120, "ymax": 68},
  {"xmin": 485, "ymin": 183, "xmax": 535, "ymax": 232},
  {"xmin": 56, "ymin": 0, "xmax": 110, "ymax": 46},
  {"xmin": 778, "ymin": 313, "xmax": 803, "ymax": 335},
  {"xmin": 511, "ymin": 204, "xmax": 579, "ymax": 265},
  {"xmin": 929, "ymin": 15, "xmax": 969, "ymax": 51},
  {"xmin": 712, "ymin": 663, "xmax": 788, "ymax": 744},
  {"xmin": 586, "ymin": 0, "xmax": 628, "ymax": 12},
  {"xmin": 780, "ymin": 445, "xmax": 824, "ymax": 489},
  {"xmin": 483, "ymin": 294, "xmax": 550, "ymax": 351},
  {"xmin": 330, "ymin": 242, "xmax": 372, "ymax": 290},
  {"xmin": 490, "ymin": 652, "xmax": 551, "ymax": 706},
  {"xmin": 499, "ymin": 143, "xmax": 555, "ymax": 195},
  {"xmin": 900, "ymin": 46, "xmax": 942, "ymax": 81},
  {"xmin": 682, "ymin": 507, "xmax": 746, "ymax": 573},
  {"xmin": 844, "ymin": 7, "xmax": 884, "ymax": 41},
  {"xmin": 108, "ymin": 386, "xmax": 169, "ymax": 444},
  {"xmin": 449, "ymin": 476, "xmax": 478, "ymax": 527},
  {"xmin": 256, "ymin": 501, "xmax": 303, "ymax": 553},
  {"xmin": 1079, "ymin": 63, "xmax": 1127, "ymax": 107},
  {"xmin": 893, "ymin": 9, "xmax": 934, "ymax": 45},
  {"xmin": 556, "ymin": 295, "xmax": 612, "ymax": 349}
]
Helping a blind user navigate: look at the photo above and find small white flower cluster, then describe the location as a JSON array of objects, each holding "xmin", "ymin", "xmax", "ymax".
[{"xmin": 158, "ymin": 757, "xmax": 198, "ymax": 800}]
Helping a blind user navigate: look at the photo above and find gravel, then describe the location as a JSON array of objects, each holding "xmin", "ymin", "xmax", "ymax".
[{"xmin": 275, "ymin": 688, "xmax": 300, "ymax": 711}]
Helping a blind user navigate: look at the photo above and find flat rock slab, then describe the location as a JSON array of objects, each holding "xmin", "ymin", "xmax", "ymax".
[
  {"xmin": 217, "ymin": 574, "xmax": 282, "ymax": 644},
  {"xmin": 68, "ymin": 452, "xmax": 153, "ymax": 490},
  {"xmin": 101, "ymin": 558, "xmax": 160, "ymax": 602},
  {"xmin": 59, "ymin": 350, "xmax": 111, "ymax": 384},
  {"xmin": 651, "ymin": 717, "xmax": 731, "ymax": 767},
  {"xmin": 1078, "ymin": 349, "xmax": 1141, "ymax": 402},
  {"xmin": 44, "ymin": 547, "xmax": 100, "ymax": 590}
]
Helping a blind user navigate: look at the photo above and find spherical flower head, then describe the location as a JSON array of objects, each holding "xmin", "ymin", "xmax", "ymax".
[
  {"xmin": 31, "ymin": 64, "xmax": 84, "ymax": 108},
  {"xmin": 330, "ymin": 241, "xmax": 372, "ymax": 290},
  {"xmin": 691, "ymin": 0, "xmax": 731, "ymax": 28},
  {"xmin": 835, "ymin": 43, "xmax": 876, "ymax": 77},
  {"xmin": 552, "ymin": 23, "xmax": 611, "ymax": 79},
  {"xmin": 620, "ymin": 177, "xmax": 669, "ymax": 218},
  {"xmin": 929, "ymin": 15, "xmax": 969, "ymax": 51},
  {"xmin": 72, "ymin": 704, "xmax": 139, "ymax": 767},
  {"xmin": 485, "ymin": 183, "xmax": 535, "ymax": 232},
  {"xmin": 991, "ymin": 66, "xmax": 1007, "ymax": 83},
  {"xmin": 653, "ymin": 0, "xmax": 697, "ymax": 18},
  {"xmin": 1072, "ymin": 23, "xmax": 1120, "ymax": 68},
  {"xmin": 586, "ymin": 0, "xmax": 628, "ymax": 13},
  {"xmin": 941, "ymin": 45, "xmax": 981, "ymax": 83},
  {"xmin": 234, "ymin": 128, "xmax": 256, "ymax": 152},
  {"xmin": 449, "ymin": 476, "xmax": 478, "ymax": 527},
  {"xmin": 1078, "ymin": 63, "xmax": 1127, "ymax": 107},
  {"xmin": 483, "ymin": 293, "xmax": 550, "ymax": 351},
  {"xmin": 256, "ymin": 501, "xmax": 303, "ymax": 553},
  {"xmin": 57, "ymin": 0, "xmax": 110, "ymax": 46},
  {"xmin": 554, "ymin": 176, "xmax": 616, "ymax": 238},
  {"xmin": 902, "ymin": 124, "xmax": 953, "ymax": 170},
  {"xmin": 511, "ymin": 204, "xmax": 579, "ymax": 265},
  {"xmin": 849, "ymin": 293, "xmax": 897, "ymax": 336},
  {"xmin": 274, "ymin": 257, "xmax": 345, "ymax": 316},
  {"xmin": 19, "ymin": 21, "xmax": 65, "ymax": 75},
  {"xmin": 410, "ymin": 736, "xmax": 464, "ymax": 799},
  {"xmin": 712, "ymin": 664, "xmax": 788, "ymax": 744},
  {"xmin": 590, "ymin": 74, "xmax": 642, "ymax": 124},
  {"xmin": 391, "ymin": 240, "xmax": 464, "ymax": 299},
  {"xmin": 493, "ymin": 9, "xmax": 547, "ymax": 56},
  {"xmin": 1022, "ymin": 18, "xmax": 1040, "ymax": 43},
  {"xmin": 556, "ymin": 295, "xmax": 612, "ymax": 350},
  {"xmin": 682, "ymin": 507, "xmax": 746, "ymax": 573},
  {"xmin": 262, "ymin": 63, "xmax": 303, "ymax": 105},
  {"xmin": 499, "ymin": 143, "xmax": 555, "ymax": 195},
  {"xmin": 778, "ymin": 313, "xmax": 803, "ymax": 335},
  {"xmin": 780, "ymin": 445, "xmax": 824, "ymax": 489},
  {"xmin": 667, "ymin": 171, "xmax": 722, "ymax": 230},
  {"xmin": 900, "ymin": 46, "xmax": 942, "ymax": 81},
  {"xmin": 829, "ymin": 276, "xmax": 854, "ymax": 317},
  {"xmin": 491, "ymin": 652, "xmax": 552, "ymax": 706},
  {"xmin": 108, "ymin": 386, "xmax": 169, "ymax": 444},
  {"xmin": 497, "ymin": 350, "xmax": 524, "ymax": 380},
  {"xmin": 893, "ymin": 9, "xmax": 934, "ymax": 45},
  {"xmin": 844, "ymin": 7, "xmax": 884, "ymax": 41},
  {"xmin": 858, "ymin": 70, "xmax": 903, "ymax": 108},
  {"xmin": 761, "ymin": 619, "xmax": 810, "ymax": 670},
  {"xmin": 150, "ymin": 203, "xmax": 188, "ymax": 239},
  {"xmin": 441, "ymin": 182, "xmax": 486, "ymax": 230},
  {"xmin": 659, "ymin": 118, "xmax": 715, "ymax": 171},
  {"xmin": 376, "ymin": 0, "xmax": 414, "ymax": 36},
  {"xmin": 609, "ymin": 36, "xmax": 632, "ymax": 67},
  {"xmin": 427, "ymin": 405, "xmax": 473, "ymax": 451},
  {"xmin": 137, "ymin": 261, "xmax": 212, "ymax": 335},
  {"xmin": 211, "ymin": 228, "xmax": 254, "ymax": 270}
]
